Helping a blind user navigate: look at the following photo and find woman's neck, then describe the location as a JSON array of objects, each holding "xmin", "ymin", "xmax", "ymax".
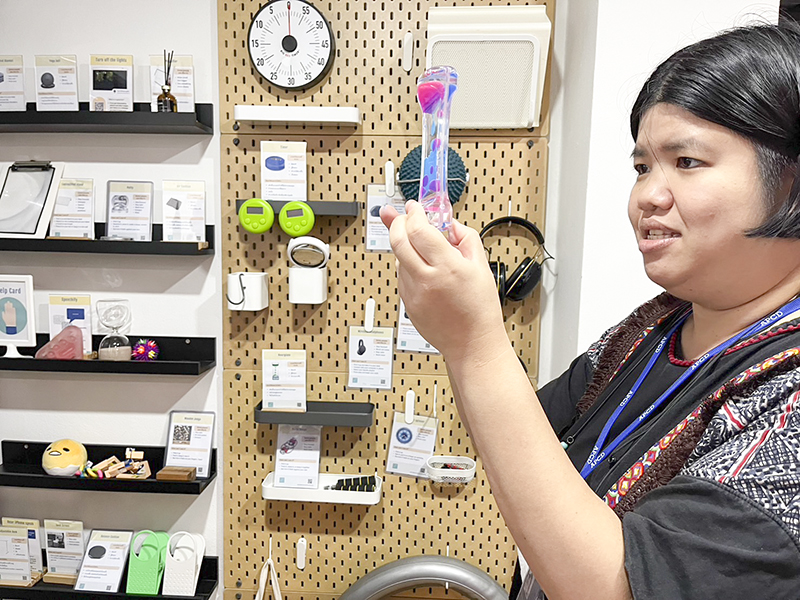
[{"xmin": 681, "ymin": 286, "xmax": 800, "ymax": 361}]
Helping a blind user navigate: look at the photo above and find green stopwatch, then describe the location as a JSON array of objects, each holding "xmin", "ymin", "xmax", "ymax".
[
  {"xmin": 278, "ymin": 201, "xmax": 315, "ymax": 237},
  {"xmin": 238, "ymin": 198, "xmax": 275, "ymax": 234}
]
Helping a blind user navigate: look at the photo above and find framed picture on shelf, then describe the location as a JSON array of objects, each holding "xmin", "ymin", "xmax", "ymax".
[{"xmin": 0, "ymin": 274, "xmax": 36, "ymax": 355}]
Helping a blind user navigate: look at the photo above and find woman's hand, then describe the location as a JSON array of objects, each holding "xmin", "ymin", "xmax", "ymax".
[{"xmin": 380, "ymin": 201, "xmax": 507, "ymax": 362}]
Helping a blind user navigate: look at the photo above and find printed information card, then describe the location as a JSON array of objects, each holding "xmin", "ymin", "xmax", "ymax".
[
  {"xmin": 1, "ymin": 518, "xmax": 43, "ymax": 576},
  {"xmin": 274, "ymin": 424, "xmax": 321, "ymax": 489},
  {"xmin": 162, "ymin": 180, "xmax": 206, "ymax": 242},
  {"xmin": 0, "ymin": 526, "xmax": 33, "ymax": 586},
  {"xmin": 386, "ymin": 412, "xmax": 438, "ymax": 479},
  {"xmin": 366, "ymin": 184, "xmax": 406, "ymax": 252},
  {"xmin": 43, "ymin": 520, "xmax": 85, "ymax": 581},
  {"xmin": 165, "ymin": 411, "xmax": 215, "ymax": 478},
  {"xmin": 48, "ymin": 294, "xmax": 93, "ymax": 356},
  {"xmin": 261, "ymin": 349, "xmax": 307, "ymax": 412},
  {"xmin": 51, "ymin": 179, "xmax": 94, "ymax": 239},
  {"xmin": 89, "ymin": 55, "xmax": 133, "ymax": 112},
  {"xmin": 106, "ymin": 181, "xmax": 153, "ymax": 241},
  {"xmin": 0, "ymin": 56, "xmax": 25, "ymax": 111},
  {"xmin": 35, "ymin": 55, "xmax": 78, "ymax": 111},
  {"xmin": 260, "ymin": 141, "xmax": 308, "ymax": 202},
  {"xmin": 347, "ymin": 326, "xmax": 394, "ymax": 390},
  {"xmin": 74, "ymin": 530, "xmax": 132, "ymax": 593}
]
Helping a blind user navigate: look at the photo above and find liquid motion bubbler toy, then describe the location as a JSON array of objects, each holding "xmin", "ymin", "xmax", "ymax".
[{"xmin": 416, "ymin": 65, "xmax": 458, "ymax": 233}]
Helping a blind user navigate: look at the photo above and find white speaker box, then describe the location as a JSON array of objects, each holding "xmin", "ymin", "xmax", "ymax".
[{"xmin": 426, "ymin": 5, "xmax": 551, "ymax": 129}]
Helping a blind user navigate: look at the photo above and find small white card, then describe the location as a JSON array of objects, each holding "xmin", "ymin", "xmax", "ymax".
[
  {"xmin": 0, "ymin": 56, "xmax": 25, "ymax": 111},
  {"xmin": 48, "ymin": 294, "xmax": 92, "ymax": 356},
  {"xmin": 261, "ymin": 349, "xmax": 307, "ymax": 412},
  {"xmin": 150, "ymin": 55, "xmax": 195, "ymax": 113},
  {"xmin": 51, "ymin": 179, "xmax": 95, "ymax": 239},
  {"xmin": 89, "ymin": 55, "xmax": 133, "ymax": 112},
  {"xmin": 260, "ymin": 141, "xmax": 307, "ymax": 202},
  {"xmin": 366, "ymin": 184, "xmax": 406, "ymax": 252},
  {"xmin": 35, "ymin": 55, "xmax": 78, "ymax": 112},
  {"xmin": 74, "ymin": 530, "xmax": 132, "ymax": 593},
  {"xmin": 0, "ymin": 526, "xmax": 33, "ymax": 585},
  {"xmin": 386, "ymin": 412, "xmax": 438, "ymax": 478},
  {"xmin": 165, "ymin": 411, "xmax": 215, "ymax": 478},
  {"xmin": 2, "ymin": 518, "xmax": 42, "ymax": 576},
  {"xmin": 162, "ymin": 180, "xmax": 206, "ymax": 242},
  {"xmin": 106, "ymin": 181, "xmax": 153, "ymax": 241},
  {"xmin": 397, "ymin": 299, "xmax": 439, "ymax": 354},
  {"xmin": 44, "ymin": 520, "xmax": 85, "ymax": 577},
  {"xmin": 348, "ymin": 326, "xmax": 394, "ymax": 390},
  {"xmin": 274, "ymin": 424, "xmax": 321, "ymax": 489}
]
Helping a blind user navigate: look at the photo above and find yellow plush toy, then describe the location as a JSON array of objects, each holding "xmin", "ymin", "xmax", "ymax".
[{"xmin": 42, "ymin": 439, "xmax": 88, "ymax": 476}]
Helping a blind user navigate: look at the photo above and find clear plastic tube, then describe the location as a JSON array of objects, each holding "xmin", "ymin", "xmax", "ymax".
[{"xmin": 416, "ymin": 65, "xmax": 458, "ymax": 233}]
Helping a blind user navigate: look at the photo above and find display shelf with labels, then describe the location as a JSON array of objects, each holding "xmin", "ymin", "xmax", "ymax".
[
  {"xmin": 254, "ymin": 401, "xmax": 374, "ymax": 427},
  {"xmin": 0, "ymin": 555, "xmax": 219, "ymax": 599},
  {"xmin": 0, "ymin": 441, "xmax": 217, "ymax": 494},
  {"xmin": 262, "ymin": 471, "xmax": 382, "ymax": 505},
  {"xmin": 234, "ymin": 198, "xmax": 360, "ymax": 216},
  {"xmin": 0, "ymin": 335, "xmax": 215, "ymax": 375},
  {"xmin": 0, "ymin": 103, "xmax": 214, "ymax": 135},
  {"xmin": 0, "ymin": 225, "xmax": 214, "ymax": 255}
]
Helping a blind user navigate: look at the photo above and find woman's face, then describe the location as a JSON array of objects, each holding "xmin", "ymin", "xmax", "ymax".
[{"xmin": 628, "ymin": 103, "xmax": 800, "ymax": 309}]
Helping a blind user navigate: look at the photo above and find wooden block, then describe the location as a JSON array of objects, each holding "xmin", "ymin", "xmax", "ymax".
[
  {"xmin": 42, "ymin": 570, "xmax": 77, "ymax": 586},
  {"xmin": 156, "ymin": 466, "xmax": 197, "ymax": 482},
  {"xmin": 93, "ymin": 456, "xmax": 121, "ymax": 472},
  {"xmin": 116, "ymin": 461, "xmax": 151, "ymax": 480}
]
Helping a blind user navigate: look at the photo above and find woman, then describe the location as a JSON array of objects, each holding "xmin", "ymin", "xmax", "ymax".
[{"xmin": 381, "ymin": 24, "xmax": 800, "ymax": 600}]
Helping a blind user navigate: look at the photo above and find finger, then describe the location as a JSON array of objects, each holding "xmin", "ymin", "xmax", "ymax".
[
  {"xmin": 379, "ymin": 205, "xmax": 399, "ymax": 229},
  {"xmin": 388, "ymin": 210, "xmax": 433, "ymax": 269},
  {"xmin": 405, "ymin": 202, "xmax": 461, "ymax": 266},
  {"xmin": 449, "ymin": 219, "xmax": 487, "ymax": 262}
]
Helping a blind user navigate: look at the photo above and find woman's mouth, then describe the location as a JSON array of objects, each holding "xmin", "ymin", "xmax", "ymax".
[{"xmin": 645, "ymin": 230, "xmax": 680, "ymax": 240}]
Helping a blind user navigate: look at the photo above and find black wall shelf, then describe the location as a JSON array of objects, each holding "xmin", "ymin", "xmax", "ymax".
[
  {"xmin": 0, "ymin": 103, "xmax": 214, "ymax": 135},
  {"xmin": 235, "ymin": 199, "xmax": 360, "ymax": 216},
  {"xmin": 0, "ymin": 335, "xmax": 215, "ymax": 375},
  {"xmin": 0, "ymin": 442, "xmax": 217, "ymax": 494},
  {"xmin": 0, "ymin": 225, "xmax": 214, "ymax": 255},
  {"xmin": 254, "ymin": 401, "xmax": 375, "ymax": 427},
  {"xmin": 0, "ymin": 556, "xmax": 218, "ymax": 599}
]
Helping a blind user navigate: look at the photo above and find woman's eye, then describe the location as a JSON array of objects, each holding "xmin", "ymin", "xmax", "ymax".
[
  {"xmin": 634, "ymin": 163, "xmax": 649, "ymax": 175},
  {"xmin": 677, "ymin": 157, "xmax": 701, "ymax": 168}
]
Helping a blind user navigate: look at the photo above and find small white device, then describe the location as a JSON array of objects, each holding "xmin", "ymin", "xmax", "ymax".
[
  {"xmin": 227, "ymin": 271, "xmax": 269, "ymax": 311},
  {"xmin": 288, "ymin": 237, "xmax": 330, "ymax": 305}
]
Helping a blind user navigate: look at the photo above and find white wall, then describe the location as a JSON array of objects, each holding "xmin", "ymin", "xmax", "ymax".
[
  {"xmin": 540, "ymin": 0, "xmax": 780, "ymax": 383},
  {"xmin": 0, "ymin": 1, "xmax": 222, "ymax": 597}
]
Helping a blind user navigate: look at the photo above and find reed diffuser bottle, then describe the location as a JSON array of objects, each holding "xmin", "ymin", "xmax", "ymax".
[{"xmin": 157, "ymin": 50, "xmax": 178, "ymax": 112}]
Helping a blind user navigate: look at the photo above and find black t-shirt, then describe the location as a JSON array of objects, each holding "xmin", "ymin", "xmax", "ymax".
[{"xmin": 510, "ymin": 312, "xmax": 800, "ymax": 599}]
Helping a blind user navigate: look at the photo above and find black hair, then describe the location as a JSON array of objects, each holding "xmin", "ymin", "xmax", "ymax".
[{"xmin": 630, "ymin": 23, "xmax": 800, "ymax": 238}]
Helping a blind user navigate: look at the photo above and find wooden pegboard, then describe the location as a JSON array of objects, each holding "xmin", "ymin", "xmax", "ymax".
[
  {"xmin": 217, "ymin": 0, "xmax": 554, "ymax": 137},
  {"xmin": 218, "ymin": 0, "xmax": 554, "ymax": 597}
]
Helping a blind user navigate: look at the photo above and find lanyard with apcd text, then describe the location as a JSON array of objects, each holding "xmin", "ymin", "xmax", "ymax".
[{"xmin": 579, "ymin": 296, "xmax": 800, "ymax": 479}]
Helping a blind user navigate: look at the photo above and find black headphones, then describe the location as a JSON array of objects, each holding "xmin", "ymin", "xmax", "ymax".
[{"xmin": 480, "ymin": 216, "xmax": 551, "ymax": 302}]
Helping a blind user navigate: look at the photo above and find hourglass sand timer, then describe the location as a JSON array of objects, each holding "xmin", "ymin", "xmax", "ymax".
[{"xmin": 96, "ymin": 299, "xmax": 132, "ymax": 361}]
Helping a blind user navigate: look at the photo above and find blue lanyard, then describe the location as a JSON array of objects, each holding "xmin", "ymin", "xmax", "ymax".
[{"xmin": 579, "ymin": 297, "xmax": 800, "ymax": 479}]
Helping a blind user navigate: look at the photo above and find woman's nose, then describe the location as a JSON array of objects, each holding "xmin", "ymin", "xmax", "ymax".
[{"xmin": 633, "ymin": 166, "xmax": 674, "ymax": 213}]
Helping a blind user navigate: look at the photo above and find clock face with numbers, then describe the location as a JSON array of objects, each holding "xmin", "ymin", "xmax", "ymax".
[{"xmin": 247, "ymin": 0, "xmax": 335, "ymax": 91}]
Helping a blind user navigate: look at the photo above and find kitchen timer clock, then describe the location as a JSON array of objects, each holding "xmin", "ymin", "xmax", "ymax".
[{"xmin": 247, "ymin": 0, "xmax": 335, "ymax": 91}]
